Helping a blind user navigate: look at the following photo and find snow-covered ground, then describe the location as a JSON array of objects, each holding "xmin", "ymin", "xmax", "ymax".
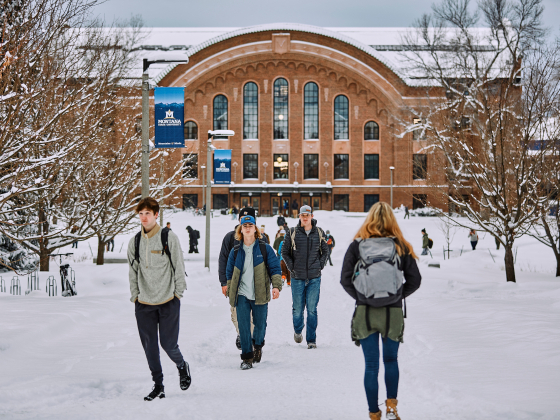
[{"xmin": 1, "ymin": 210, "xmax": 559, "ymax": 420}]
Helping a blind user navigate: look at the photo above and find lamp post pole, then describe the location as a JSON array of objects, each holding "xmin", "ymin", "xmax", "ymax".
[
  {"xmin": 389, "ymin": 166, "xmax": 395, "ymax": 209},
  {"xmin": 141, "ymin": 70, "xmax": 150, "ymax": 198},
  {"xmin": 205, "ymin": 137, "xmax": 213, "ymax": 269},
  {"xmin": 201, "ymin": 165, "xmax": 206, "ymax": 207}
]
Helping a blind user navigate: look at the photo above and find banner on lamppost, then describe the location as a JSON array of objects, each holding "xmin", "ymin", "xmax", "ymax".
[
  {"xmin": 154, "ymin": 87, "xmax": 184, "ymax": 148},
  {"xmin": 214, "ymin": 149, "xmax": 232, "ymax": 184}
]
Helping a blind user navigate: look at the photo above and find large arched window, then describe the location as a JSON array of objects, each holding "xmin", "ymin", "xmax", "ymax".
[
  {"xmin": 213, "ymin": 95, "xmax": 228, "ymax": 130},
  {"xmin": 364, "ymin": 121, "xmax": 379, "ymax": 140},
  {"xmin": 304, "ymin": 82, "xmax": 319, "ymax": 139},
  {"xmin": 273, "ymin": 78, "xmax": 288, "ymax": 139},
  {"xmin": 334, "ymin": 95, "xmax": 349, "ymax": 140},
  {"xmin": 243, "ymin": 82, "xmax": 258, "ymax": 139},
  {"xmin": 184, "ymin": 121, "xmax": 198, "ymax": 140}
]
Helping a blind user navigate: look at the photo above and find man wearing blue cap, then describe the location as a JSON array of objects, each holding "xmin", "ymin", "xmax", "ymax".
[{"xmin": 281, "ymin": 205, "xmax": 329, "ymax": 349}]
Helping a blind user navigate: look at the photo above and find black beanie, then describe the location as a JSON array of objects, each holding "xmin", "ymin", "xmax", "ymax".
[{"xmin": 239, "ymin": 207, "xmax": 257, "ymax": 220}]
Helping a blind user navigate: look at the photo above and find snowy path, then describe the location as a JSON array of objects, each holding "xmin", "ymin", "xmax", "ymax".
[{"xmin": 1, "ymin": 211, "xmax": 559, "ymax": 419}]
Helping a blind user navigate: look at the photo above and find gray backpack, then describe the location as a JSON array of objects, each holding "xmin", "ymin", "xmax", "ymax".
[{"xmin": 352, "ymin": 237, "xmax": 403, "ymax": 307}]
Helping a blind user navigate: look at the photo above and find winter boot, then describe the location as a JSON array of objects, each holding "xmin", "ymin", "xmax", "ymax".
[
  {"xmin": 294, "ymin": 333, "xmax": 303, "ymax": 343},
  {"xmin": 254, "ymin": 346, "xmax": 262, "ymax": 363},
  {"xmin": 236, "ymin": 335, "xmax": 241, "ymax": 350},
  {"xmin": 307, "ymin": 342, "xmax": 317, "ymax": 349},
  {"xmin": 177, "ymin": 361, "xmax": 191, "ymax": 391},
  {"xmin": 144, "ymin": 384, "xmax": 165, "ymax": 401},
  {"xmin": 369, "ymin": 411, "xmax": 381, "ymax": 420},
  {"xmin": 386, "ymin": 399, "xmax": 401, "ymax": 420},
  {"xmin": 240, "ymin": 358, "xmax": 253, "ymax": 370}
]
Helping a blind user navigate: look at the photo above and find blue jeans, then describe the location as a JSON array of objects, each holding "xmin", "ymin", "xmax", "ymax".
[
  {"xmin": 236, "ymin": 294, "xmax": 268, "ymax": 358},
  {"xmin": 360, "ymin": 332, "xmax": 400, "ymax": 413},
  {"xmin": 291, "ymin": 277, "xmax": 321, "ymax": 343}
]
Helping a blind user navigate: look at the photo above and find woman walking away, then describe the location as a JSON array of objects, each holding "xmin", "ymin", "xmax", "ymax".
[
  {"xmin": 340, "ymin": 202, "xmax": 421, "ymax": 420},
  {"xmin": 226, "ymin": 215, "xmax": 282, "ymax": 370},
  {"xmin": 468, "ymin": 229, "xmax": 479, "ymax": 250}
]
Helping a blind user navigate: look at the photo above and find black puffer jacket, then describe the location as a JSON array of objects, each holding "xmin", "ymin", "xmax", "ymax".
[
  {"xmin": 218, "ymin": 227, "xmax": 239, "ymax": 286},
  {"xmin": 281, "ymin": 219, "xmax": 330, "ymax": 280},
  {"xmin": 340, "ymin": 239, "xmax": 422, "ymax": 307}
]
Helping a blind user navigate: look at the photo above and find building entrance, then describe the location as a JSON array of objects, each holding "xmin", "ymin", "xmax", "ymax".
[
  {"xmin": 271, "ymin": 194, "xmax": 291, "ymax": 216},
  {"xmin": 241, "ymin": 196, "xmax": 260, "ymax": 213},
  {"xmin": 302, "ymin": 196, "xmax": 321, "ymax": 212}
]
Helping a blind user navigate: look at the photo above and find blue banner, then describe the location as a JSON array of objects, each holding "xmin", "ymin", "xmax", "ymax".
[
  {"xmin": 214, "ymin": 149, "xmax": 232, "ymax": 184},
  {"xmin": 154, "ymin": 87, "xmax": 184, "ymax": 148}
]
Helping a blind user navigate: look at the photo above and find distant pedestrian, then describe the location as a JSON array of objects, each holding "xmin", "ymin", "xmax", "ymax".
[
  {"xmin": 71, "ymin": 226, "xmax": 78, "ymax": 248},
  {"xmin": 231, "ymin": 206, "xmax": 238, "ymax": 220},
  {"xmin": 166, "ymin": 222, "xmax": 171, "ymax": 230},
  {"xmin": 282, "ymin": 205, "xmax": 330, "ymax": 348},
  {"xmin": 186, "ymin": 226, "xmax": 199, "ymax": 253},
  {"xmin": 283, "ymin": 199, "xmax": 289, "ymax": 217},
  {"xmin": 291, "ymin": 200, "xmax": 299, "ymax": 218},
  {"xmin": 468, "ymin": 229, "xmax": 479, "ymax": 250},
  {"xmin": 277, "ymin": 214, "xmax": 286, "ymax": 227},
  {"xmin": 273, "ymin": 229, "xmax": 285, "ymax": 253},
  {"xmin": 421, "ymin": 228, "xmax": 429, "ymax": 255},
  {"xmin": 340, "ymin": 201, "xmax": 421, "ymax": 420},
  {"xmin": 225, "ymin": 215, "xmax": 282, "ymax": 369},
  {"xmin": 495, "ymin": 236, "xmax": 501, "ymax": 250},
  {"xmin": 278, "ymin": 237, "xmax": 291, "ymax": 286},
  {"xmin": 260, "ymin": 225, "xmax": 270, "ymax": 244},
  {"xmin": 325, "ymin": 230, "xmax": 336, "ymax": 266},
  {"xmin": 404, "ymin": 206, "xmax": 410, "ymax": 219},
  {"xmin": 128, "ymin": 197, "xmax": 190, "ymax": 401},
  {"xmin": 106, "ymin": 237, "xmax": 115, "ymax": 252}
]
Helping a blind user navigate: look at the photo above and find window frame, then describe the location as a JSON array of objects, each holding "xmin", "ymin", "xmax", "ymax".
[
  {"xmin": 413, "ymin": 154, "xmax": 428, "ymax": 180},
  {"xmin": 364, "ymin": 154, "xmax": 380, "ymax": 180},
  {"xmin": 334, "ymin": 194, "xmax": 349, "ymax": 212},
  {"xmin": 273, "ymin": 153, "xmax": 289, "ymax": 180},
  {"xmin": 334, "ymin": 95, "xmax": 349, "ymax": 140},
  {"xmin": 333, "ymin": 154, "xmax": 349, "ymax": 180},
  {"xmin": 182, "ymin": 153, "xmax": 198, "ymax": 179},
  {"xmin": 184, "ymin": 121, "xmax": 198, "ymax": 140},
  {"xmin": 364, "ymin": 121, "xmax": 379, "ymax": 141},
  {"xmin": 213, "ymin": 94, "xmax": 228, "ymax": 131},
  {"xmin": 304, "ymin": 82, "xmax": 319, "ymax": 140},
  {"xmin": 273, "ymin": 78, "xmax": 289, "ymax": 140},
  {"xmin": 243, "ymin": 82, "xmax": 258, "ymax": 140},
  {"xmin": 364, "ymin": 194, "xmax": 380, "ymax": 212},
  {"xmin": 243, "ymin": 154, "xmax": 259, "ymax": 179},
  {"xmin": 304, "ymin": 154, "xmax": 319, "ymax": 179}
]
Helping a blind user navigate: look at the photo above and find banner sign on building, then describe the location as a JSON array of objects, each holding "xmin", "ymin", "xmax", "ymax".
[
  {"xmin": 214, "ymin": 149, "xmax": 232, "ymax": 184},
  {"xmin": 154, "ymin": 87, "xmax": 184, "ymax": 148}
]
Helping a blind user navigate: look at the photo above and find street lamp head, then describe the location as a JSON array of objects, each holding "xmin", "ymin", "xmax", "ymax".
[
  {"xmin": 389, "ymin": 166, "xmax": 395, "ymax": 170},
  {"xmin": 208, "ymin": 130, "xmax": 235, "ymax": 138}
]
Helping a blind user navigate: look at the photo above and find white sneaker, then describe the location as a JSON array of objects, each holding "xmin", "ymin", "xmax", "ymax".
[{"xmin": 294, "ymin": 333, "xmax": 303, "ymax": 343}]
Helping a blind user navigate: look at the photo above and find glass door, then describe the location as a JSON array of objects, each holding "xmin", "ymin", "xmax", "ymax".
[
  {"xmin": 271, "ymin": 197, "xmax": 279, "ymax": 215},
  {"xmin": 312, "ymin": 197, "xmax": 321, "ymax": 211}
]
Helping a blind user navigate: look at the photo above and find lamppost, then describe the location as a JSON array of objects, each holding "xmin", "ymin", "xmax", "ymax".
[
  {"xmin": 141, "ymin": 58, "xmax": 189, "ymax": 198},
  {"xmin": 159, "ymin": 151, "xmax": 169, "ymax": 226},
  {"xmin": 389, "ymin": 166, "xmax": 395, "ymax": 209},
  {"xmin": 293, "ymin": 162, "xmax": 299, "ymax": 184},
  {"xmin": 201, "ymin": 165, "xmax": 206, "ymax": 207},
  {"xmin": 205, "ymin": 130, "xmax": 235, "ymax": 269},
  {"xmin": 262, "ymin": 162, "xmax": 268, "ymax": 184}
]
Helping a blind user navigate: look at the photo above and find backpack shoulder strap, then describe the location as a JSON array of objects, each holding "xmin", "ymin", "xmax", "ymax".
[
  {"xmin": 290, "ymin": 227, "xmax": 297, "ymax": 252},
  {"xmin": 132, "ymin": 231, "xmax": 142, "ymax": 267},
  {"xmin": 258, "ymin": 239, "xmax": 268, "ymax": 261},
  {"xmin": 232, "ymin": 240, "xmax": 241, "ymax": 262},
  {"xmin": 160, "ymin": 227, "xmax": 175, "ymax": 273}
]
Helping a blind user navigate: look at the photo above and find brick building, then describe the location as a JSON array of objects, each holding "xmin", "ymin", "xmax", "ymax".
[{"xmin": 142, "ymin": 24, "xmax": 441, "ymax": 215}]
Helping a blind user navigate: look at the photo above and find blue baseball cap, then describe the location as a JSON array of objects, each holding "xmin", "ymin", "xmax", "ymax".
[{"xmin": 240, "ymin": 215, "xmax": 256, "ymax": 225}]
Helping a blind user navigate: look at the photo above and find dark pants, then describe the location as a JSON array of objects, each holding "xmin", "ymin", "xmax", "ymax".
[
  {"xmin": 471, "ymin": 240, "xmax": 478, "ymax": 250},
  {"xmin": 135, "ymin": 297, "xmax": 184, "ymax": 386},
  {"xmin": 71, "ymin": 241, "xmax": 78, "ymax": 248},
  {"xmin": 327, "ymin": 248, "xmax": 333, "ymax": 266},
  {"xmin": 361, "ymin": 332, "xmax": 400, "ymax": 413},
  {"xmin": 291, "ymin": 277, "xmax": 321, "ymax": 344},
  {"xmin": 189, "ymin": 241, "xmax": 198, "ymax": 253},
  {"xmin": 236, "ymin": 294, "xmax": 268, "ymax": 359}
]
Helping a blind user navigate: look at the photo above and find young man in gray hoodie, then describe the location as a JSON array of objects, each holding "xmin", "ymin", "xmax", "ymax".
[{"xmin": 128, "ymin": 197, "xmax": 190, "ymax": 401}]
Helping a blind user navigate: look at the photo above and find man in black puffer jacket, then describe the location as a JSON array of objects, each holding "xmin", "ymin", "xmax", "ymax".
[
  {"xmin": 282, "ymin": 205, "xmax": 330, "ymax": 349},
  {"xmin": 218, "ymin": 207, "xmax": 256, "ymax": 350}
]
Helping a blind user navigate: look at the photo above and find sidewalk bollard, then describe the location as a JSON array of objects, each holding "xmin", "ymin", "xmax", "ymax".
[
  {"xmin": 0, "ymin": 276, "xmax": 5, "ymax": 293},
  {"xmin": 70, "ymin": 268, "xmax": 76, "ymax": 294},
  {"xmin": 28, "ymin": 271, "xmax": 39, "ymax": 291},
  {"xmin": 46, "ymin": 275, "xmax": 57, "ymax": 297},
  {"xmin": 10, "ymin": 277, "xmax": 21, "ymax": 295}
]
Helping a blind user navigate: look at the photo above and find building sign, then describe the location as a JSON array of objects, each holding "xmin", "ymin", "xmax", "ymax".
[
  {"xmin": 154, "ymin": 87, "xmax": 184, "ymax": 148},
  {"xmin": 214, "ymin": 149, "xmax": 232, "ymax": 184}
]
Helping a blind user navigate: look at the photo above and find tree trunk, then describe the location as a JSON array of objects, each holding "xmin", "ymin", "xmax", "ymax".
[
  {"xmin": 39, "ymin": 246, "xmax": 50, "ymax": 271},
  {"xmin": 38, "ymin": 205, "xmax": 50, "ymax": 271},
  {"xmin": 97, "ymin": 236, "xmax": 106, "ymax": 265},
  {"xmin": 504, "ymin": 244, "xmax": 516, "ymax": 283},
  {"xmin": 556, "ymin": 253, "xmax": 560, "ymax": 277}
]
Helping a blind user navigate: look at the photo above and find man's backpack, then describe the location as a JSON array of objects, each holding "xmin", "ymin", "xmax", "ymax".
[
  {"xmin": 327, "ymin": 237, "xmax": 333, "ymax": 246},
  {"xmin": 194, "ymin": 230, "xmax": 200, "ymax": 240},
  {"xmin": 131, "ymin": 227, "xmax": 175, "ymax": 273},
  {"xmin": 428, "ymin": 238, "xmax": 433, "ymax": 249},
  {"xmin": 351, "ymin": 237, "xmax": 403, "ymax": 307},
  {"xmin": 287, "ymin": 226, "xmax": 326, "ymax": 256}
]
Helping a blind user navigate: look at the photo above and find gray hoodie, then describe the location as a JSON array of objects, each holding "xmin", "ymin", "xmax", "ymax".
[{"xmin": 128, "ymin": 224, "xmax": 187, "ymax": 305}]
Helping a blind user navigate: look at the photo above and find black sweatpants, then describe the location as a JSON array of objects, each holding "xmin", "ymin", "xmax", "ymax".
[{"xmin": 135, "ymin": 297, "xmax": 184, "ymax": 385}]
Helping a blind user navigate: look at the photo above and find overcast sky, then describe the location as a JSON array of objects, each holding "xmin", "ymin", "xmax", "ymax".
[{"xmin": 93, "ymin": 0, "xmax": 560, "ymax": 34}]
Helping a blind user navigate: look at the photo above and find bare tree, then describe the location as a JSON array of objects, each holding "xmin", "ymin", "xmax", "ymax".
[{"xmin": 399, "ymin": 0, "xmax": 560, "ymax": 282}]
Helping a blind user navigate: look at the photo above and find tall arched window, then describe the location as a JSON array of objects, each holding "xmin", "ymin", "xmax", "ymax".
[
  {"xmin": 334, "ymin": 95, "xmax": 349, "ymax": 140},
  {"xmin": 273, "ymin": 78, "xmax": 288, "ymax": 139},
  {"xmin": 243, "ymin": 82, "xmax": 258, "ymax": 139},
  {"xmin": 184, "ymin": 121, "xmax": 198, "ymax": 140},
  {"xmin": 304, "ymin": 82, "xmax": 319, "ymax": 139},
  {"xmin": 213, "ymin": 95, "xmax": 228, "ymax": 130},
  {"xmin": 364, "ymin": 121, "xmax": 379, "ymax": 140}
]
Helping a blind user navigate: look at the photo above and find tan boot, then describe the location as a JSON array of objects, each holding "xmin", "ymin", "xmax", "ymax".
[
  {"xmin": 386, "ymin": 399, "xmax": 401, "ymax": 420},
  {"xmin": 369, "ymin": 411, "xmax": 381, "ymax": 420}
]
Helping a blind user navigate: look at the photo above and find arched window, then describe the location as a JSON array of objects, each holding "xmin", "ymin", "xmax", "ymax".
[
  {"xmin": 304, "ymin": 82, "xmax": 319, "ymax": 139},
  {"xmin": 364, "ymin": 121, "xmax": 379, "ymax": 140},
  {"xmin": 243, "ymin": 82, "xmax": 258, "ymax": 139},
  {"xmin": 334, "ymin": 95, "xmax": 349, "ymax": 140},
  {"xmin": 273, "ymin": 78, "xmax": 288, "ymax": 139},
  {"xmin": 213, "ymin": 95, "xmax": 228, "ymax": 130},
  {"xmin": 184, "ymin": 121, "xmax": 198, "ymax": 140}
]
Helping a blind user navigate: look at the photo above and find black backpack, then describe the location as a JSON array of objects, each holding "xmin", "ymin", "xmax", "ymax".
[
  {"xmin": 131, "ymin": 227, "xmax": 175, "ymax": 272},
  {"xmin": 194, "ymin": 230, "xmax": 200, "ymax": 240}
]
